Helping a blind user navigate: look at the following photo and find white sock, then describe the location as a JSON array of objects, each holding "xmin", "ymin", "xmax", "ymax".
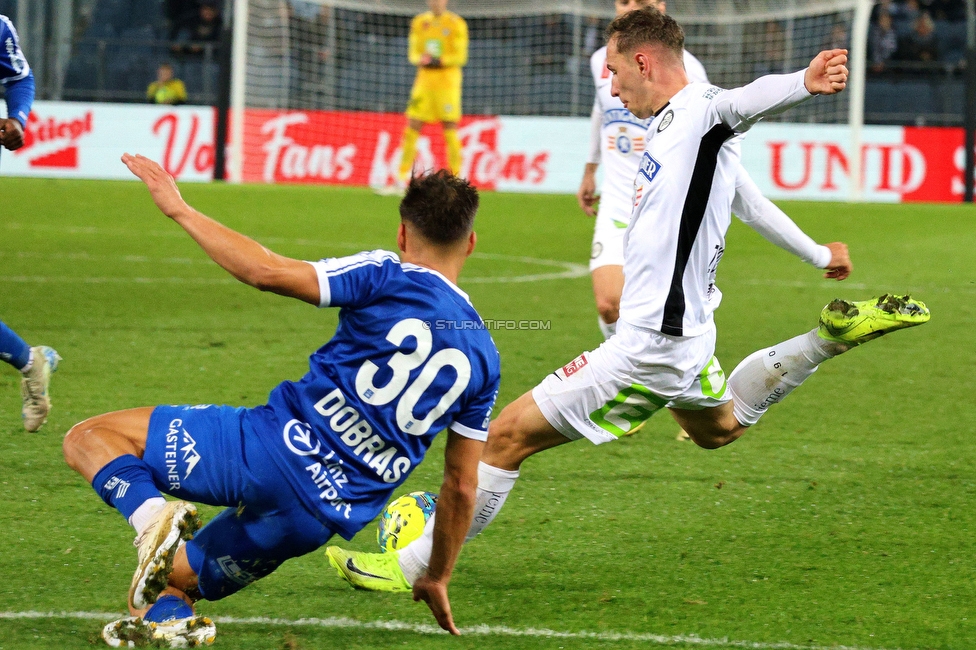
[
  {"xmin": 19, "ymin": 348, "xmax": 35, "ymax": 374},
  {"xmin": 398, "ymin": 461, "xmax": 519, "ymax": 585},
  {"xmin": 128, "ymin": 497, "xmax": 167, "ymax": 535},
  {"xmin": 598, "ymin": 317, "xmax": 616, "ymax": 340},
  {"xmin": 728, "ymin": 329, "xmax": 850, "ymax": 427}
]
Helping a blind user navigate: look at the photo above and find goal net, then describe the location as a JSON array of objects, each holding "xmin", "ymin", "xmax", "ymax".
[{"xmin": 231, "ymin": 0, "xmax": 866, "ymax": 184}]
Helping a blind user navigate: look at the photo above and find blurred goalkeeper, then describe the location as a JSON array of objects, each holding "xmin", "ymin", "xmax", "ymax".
[{"xmin": 381, "ymin": 0, "xmax": 468, "ymax": 194}]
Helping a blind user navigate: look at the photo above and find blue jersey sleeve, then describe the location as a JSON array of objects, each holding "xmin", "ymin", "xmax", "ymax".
[
  {"xmin": 1, "ymin": 16, "xmax": 32, "ymax": 126},
  {"xmin": 309, "ymin": 250, "xmax": 401, "ymax": 309},
  {"xmin": 449, "ymin": 352, "xmax": 501, "ymax": 441}
]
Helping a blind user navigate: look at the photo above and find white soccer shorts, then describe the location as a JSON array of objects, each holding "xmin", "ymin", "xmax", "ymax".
[
  {"xmin": 589, "ymin": 196, "xmax": 630, "ymax": 271},
  {"xmin": 532, "ymin": 320, "xmax": 731, "ymax": 444}
]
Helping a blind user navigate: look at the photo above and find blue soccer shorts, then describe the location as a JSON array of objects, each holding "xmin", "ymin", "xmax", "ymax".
[{"xmin": 143, "ymin": 404, "xmax": 335, "ymax": 600}]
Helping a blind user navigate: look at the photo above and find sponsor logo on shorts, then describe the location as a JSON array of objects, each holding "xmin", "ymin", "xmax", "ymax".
[
  {"xmin": 216, "ymin": 555, "xmax": 259, "ymax": 587},
  {"xmin": 164, "ymin": 418, "xmax": 203, "ymax": 490},
  {"xmin": 562, "ymin": 353, "xmax": 588, "ymax": 377}
]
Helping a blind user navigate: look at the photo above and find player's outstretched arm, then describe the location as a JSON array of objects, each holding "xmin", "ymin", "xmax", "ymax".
[
  {"xmin": 731, "ymin": 167, "xmax": 851, "ymax": 280},
  {"xmin": 122, "ymin": 153, "xmax": 321, "ymax": 304},
  {"xmin": 413, "ymin": 430, "xmax": 484, "ymax": 635},
  {"xmin": 713, "ymin": 49, "xmax": 848, "ymax": 132}
]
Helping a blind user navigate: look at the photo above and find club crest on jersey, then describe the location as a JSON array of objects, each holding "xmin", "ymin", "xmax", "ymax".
[
  {"xmin": 657, "ymin": 109, "xmax": 674, "ymax": 132},
  {"xmin": 638, "ymin": 152, "xmax": 662, "ymax": 183},
  {"xmin": 615, "ymin": 130, "xmax": 633, "ymax": 155}
]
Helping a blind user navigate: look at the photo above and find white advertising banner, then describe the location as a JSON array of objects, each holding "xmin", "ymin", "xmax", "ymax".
[
  {"xmin": 2, "ymin": 101, "xmax": 215, "ymax": 181},
  {"xmin": 2, "ymin": 102, "xmax": 963, "ymax": 203}
]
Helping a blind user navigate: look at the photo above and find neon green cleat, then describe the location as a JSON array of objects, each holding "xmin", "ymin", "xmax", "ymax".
[
  {"xmin": 818, "ymin": 294, "xmax": 930, "ymax": 346},
  {"xmin": 325, "ymin": 546, "xmax": 411, "ymax": 593}
]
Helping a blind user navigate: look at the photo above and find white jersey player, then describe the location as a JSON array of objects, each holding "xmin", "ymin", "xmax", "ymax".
[
  {"xmin": 580, "ymin": 0, "xmax": 831, "ymax": 342},
  {"xmin": 324, "ymin": 11, "xmax": 929, "ymax": 634}
]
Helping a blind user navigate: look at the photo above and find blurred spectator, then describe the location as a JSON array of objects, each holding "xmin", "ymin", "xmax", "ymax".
[
  {"xmin": 173, "ymin": 0, "xmax": 221, "ymax": 56},
  {"xmin": 895, "ymin": 12, "xmax": 940, "ymax": 63},
  {"xmin": 165, "ymin": 0, "xmax": 198, "ymax": 40},
  {"xmin": 146, "ymin": 63, "xmax": 187, "ymax": 104},
  {"xmin": 921, "ymin": 0, "xmax": 965, "ymax": 21},
  {"xmin": 900, "ymin": 0, "xmax": 922, "ymax": 25},
  {"xmin": 824, "ymin": 21, "xmax": 849, "ymax": 51},
  {"xmin": 752, "ymin": 20, "xmax": 786, "ymax": 76},
  {"xmin": 869, "ymin": 11, "xmax": 898, "ymax": 72}
]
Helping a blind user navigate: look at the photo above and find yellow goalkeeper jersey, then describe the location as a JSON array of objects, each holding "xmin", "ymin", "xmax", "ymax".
[{"xmin": 408, "ymin": 10, "xmax": 468, "ymax": 87}]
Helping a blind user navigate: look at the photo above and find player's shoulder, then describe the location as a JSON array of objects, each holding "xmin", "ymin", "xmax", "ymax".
[
  {"xmin": 444, "ymin": 11, "xmax": 467, "ymax": 26},
  {"xmin": 682, "ymin": 49, "xmax": 710, "ymax": 85},
  {"xmin": 411, "ymin": 11, "xmax": 432, "ymax": 26},
  {"xmin": 316, "ymin": 249, "xmax": 401, "ymax": 277},
  {"xmin": 0, "ymin": 14, "xmax": 15, "ymax": 40}
]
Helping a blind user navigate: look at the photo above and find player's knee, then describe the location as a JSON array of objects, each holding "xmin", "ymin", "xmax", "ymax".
[
  {"xmin": 484, "ymin": 403, "xmax": 533, "ymax": 467},
  {"xmin": 595, "ymin": 295, "xmax": 620, "ymax": 324},
  {"xmin": 686, "ymin": 424, "xmax": 743, "ymax": 450},
  {"xmin": 62, "ymin": 418, "xmax": 97, "ymax": 470}
]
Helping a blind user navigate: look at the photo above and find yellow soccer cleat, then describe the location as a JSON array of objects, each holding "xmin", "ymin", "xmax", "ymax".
[
  {"xmin": 818, "ymin": 294, "xmax": 930, "ymax": 346},
  {"xmin": 325, "ymin": 546, "xmax": 411, "ymax": 593}
]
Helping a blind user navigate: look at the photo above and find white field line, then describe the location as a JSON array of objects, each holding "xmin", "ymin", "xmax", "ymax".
[
  {"xmin": 0, "ymin": 610, "xmax": 904, "ymax": 650},
  {"xmin": 0, "ymin": 251, "xmax": 589, "ymax": 285}
]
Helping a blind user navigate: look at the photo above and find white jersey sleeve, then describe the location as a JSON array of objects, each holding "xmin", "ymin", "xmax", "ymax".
[
  {"xmin": 732, "ymin": 168, "xmax": 832, "ymax": 268},
  {"xmin": 587, "ymin": 94, "xmax": 602, "ymax": 165},
  {"xmin": 712, "ymin": 70, "xmax": 812, "ymax": 132}
]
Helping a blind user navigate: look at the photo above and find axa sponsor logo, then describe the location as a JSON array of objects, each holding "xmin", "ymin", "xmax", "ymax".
[{"xmin": 17, "ymin": 111, "xmax": 94, "ymax": 169}]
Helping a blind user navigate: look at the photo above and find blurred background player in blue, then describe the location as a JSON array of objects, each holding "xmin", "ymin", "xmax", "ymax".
[{"xmin": 0, "ymin": 14, "xmax": 60, "ymax": 432}]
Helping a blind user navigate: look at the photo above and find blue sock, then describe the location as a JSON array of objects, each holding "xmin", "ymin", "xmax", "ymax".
[
  {"xmin": 143, "ymin": 595, "xmax": 194, "ymax": 622},
  {"xmin": 0, "ymin": 321, "xmax": 31, "ymax": 370},
  {"xmin": 92, "ymin": 455, "xmax": 163, "ymax": 523}
]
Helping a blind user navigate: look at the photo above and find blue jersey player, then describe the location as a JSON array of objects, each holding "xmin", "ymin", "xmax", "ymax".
[
  {"xmin": 0, "ymin": 14, "xmax": 34, "ymax": 151},
  {"xmin": 0, "ymin": 14, "xmax": 60, "ymax": 431},
  {"xmin": 63, "ymin": 154, "xmax": 501, "ymax": 647}
]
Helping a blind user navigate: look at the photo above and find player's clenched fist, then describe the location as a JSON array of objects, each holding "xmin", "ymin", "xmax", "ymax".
[
  {"xmin": 804, "ymin": 49, "xmax": 848, "ymax": 95},
  {"xmin": 122, "ymin": 153, "xmax": 190, "ymax": 220}
]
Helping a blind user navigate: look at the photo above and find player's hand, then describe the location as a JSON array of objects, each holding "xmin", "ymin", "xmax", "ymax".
[
  {"xmin": 413, "ymin": 575, "xmax": 460, "ymax": 635},
  {"xmin": 577, "ymin": 175, "xmax": 599, "ymax": 217},
  {"xmin": 823, "ymin": 241, "xmax": 851, "ymax": 280},
  {"xmin": 420, "ymin": 53, "xmax": 433, "ymax": 66},
  {"xmin": 121, "ymin": 153, "xmax": 189, "ymax": 220},
  {"xmin": 804, "ymin": 49, "xmax": 848, "ymax": 95},
  {"xmin": 0, "ymin": 118, "xmax": 25, "ymax": 150}
]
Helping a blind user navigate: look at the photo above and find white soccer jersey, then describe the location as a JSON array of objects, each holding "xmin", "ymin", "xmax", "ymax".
[
  {"xmin": 620, "ymin": 71, "xmax": 813, "ymax": 337},
  {"xmin": 587, "ymin": 47, "xmax": 709, "ymax": 214}
]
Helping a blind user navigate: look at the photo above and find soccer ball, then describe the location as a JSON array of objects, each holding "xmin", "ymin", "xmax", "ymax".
[{"xmin": 377, "ymin": 491, "xmax": 437, "ymax": 553}]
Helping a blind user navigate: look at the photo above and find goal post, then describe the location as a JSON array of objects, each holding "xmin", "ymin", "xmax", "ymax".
[{"xmin": 228, "ymin": 0, "xmax": 869, "ymax": 193}]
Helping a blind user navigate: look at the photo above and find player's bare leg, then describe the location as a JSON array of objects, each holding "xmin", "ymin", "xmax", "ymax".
[
  {"xmin": 672, "ymin": 294, "xmax": 930, "ymax": 450},
  {"xmin": 64, "ymin": 411, "xmax": 213, "ymax": 646},
  {"xmin": 591, "ymin": 264, "xmax": 623, "ymax": 340},
  {"xmin": 441, "ymin": 120, "xmax": 462, "ymax": 175},
  {"xmin": 329, "ymin": 391, "xmax": 571, "ymax": 589}
]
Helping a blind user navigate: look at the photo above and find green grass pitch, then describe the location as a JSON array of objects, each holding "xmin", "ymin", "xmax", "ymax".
[{"xmin": 0, "ymin": 177, "xmax": 974, "ymax": 650}]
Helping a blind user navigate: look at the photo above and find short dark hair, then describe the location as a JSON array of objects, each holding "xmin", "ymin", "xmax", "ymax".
[
  {"xmin": 606, "ymin": 7, "xmax": 684, "ymax": 59},
  {"xmin": 399, "ymin": 170, "xmax": 479, "ymax": 246}
]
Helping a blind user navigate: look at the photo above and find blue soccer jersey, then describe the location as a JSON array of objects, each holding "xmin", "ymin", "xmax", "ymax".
[
  {"xmin": 0, "ymin": 15, "xmax": 33, "ymax": 127},
  {"xmin": 247, "ymin": 250, "xmax": 501, "ymax": 539}
]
